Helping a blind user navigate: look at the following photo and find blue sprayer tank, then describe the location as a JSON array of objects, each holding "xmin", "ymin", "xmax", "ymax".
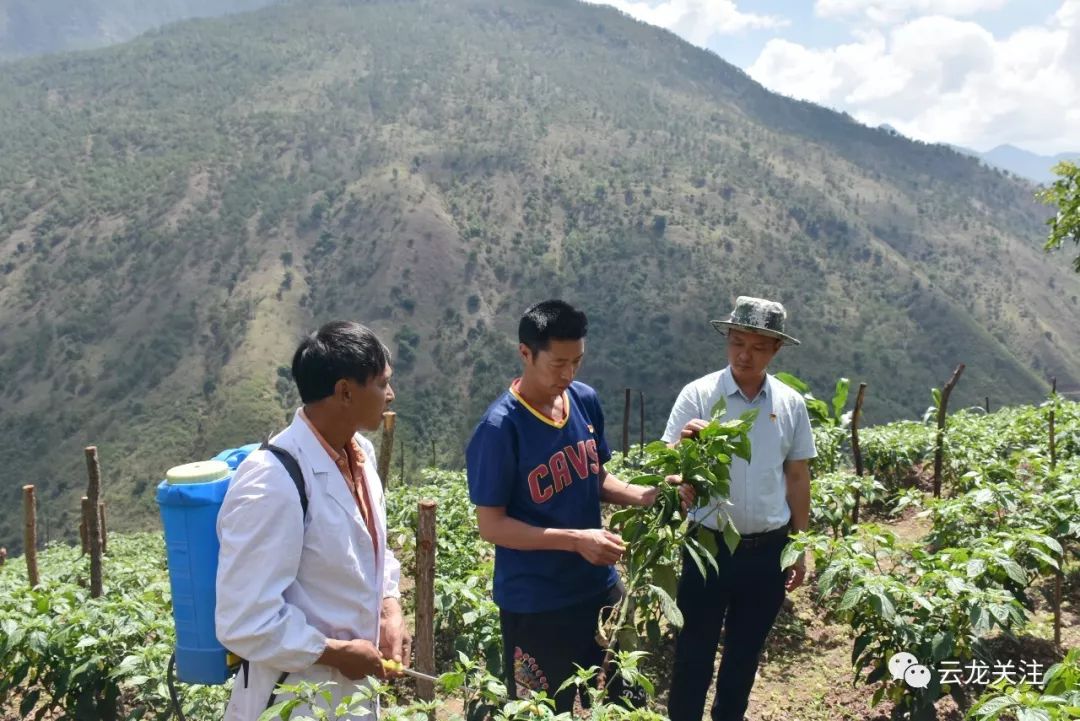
[{"xmin": 156, "ymin": 443, "xmax": 259, "ymax": 684}]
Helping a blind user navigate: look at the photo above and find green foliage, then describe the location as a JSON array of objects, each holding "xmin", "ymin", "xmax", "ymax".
[
  {"xmin": 3, "ymin": 0, "xmax": 1080, "ymax": 553},
  {"xmin": 810, "ymin": 471, "xmax": 887, "ymax": 538},
  {"xmin": 859, "ymin": 421, "xmax": 935, "ymax": 492},
  {"xmin": 966, "ymin": 649, "xmax": 1080, "ymax": 720},
  {"xmin": 1038, "ymin": 161, "xmax": 1080, "ymax": 273},
  {"xmin": 776, "ymin": 373, "xmax": 851, "ymax": 476},
  {"xmin": 788, "ymin": 400, "xmax": 1080, "ymax": 721},
  {"xmin": 605, "ymin": 401, "xmax": 755, "ymax": 653},
  {"xmin": 0, "ymin": 534, "xmax": 229, "ymax": 720},
  {"xmin": 387, "ymin": 470, "xmax": 503, "ymax": 674},
  {"xmin": 261, "ymin": 654, "xmax": 670, "ymax": 720}
]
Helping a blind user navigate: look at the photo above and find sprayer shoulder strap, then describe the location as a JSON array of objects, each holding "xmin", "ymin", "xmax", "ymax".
[
  {"xmin": 259, "ymin": 442, "xmax": 309, "ymax": 518},
  {"xmin": 237, "ymin": 443, "xmax": 308, "ymax": 696}
]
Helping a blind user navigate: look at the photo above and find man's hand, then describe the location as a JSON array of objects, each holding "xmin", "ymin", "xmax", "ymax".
[
  {"xmin": 575, "ymin": 528, "xmax": 625, "ymax": 565},
  {"xmin": 680, "ymin": 419, "xmax": 710, "ymax": 440},
  {"xmin": 379, "ymin": 597, "xmax": 411, "ymax": 676},
  {"xmin": 669, "ymin": 474, "xmax": 696, "ymax": 513},
  {"xmin": 643, "ymin": 475, "xmax": 696, "ymax": 514},
  {"xmin": 785, "ymin": 554, "xmax": 807, "ymax": 592},
  {"xmin": 319, "ymin": 638, "xmax": 384, "ymax": 680}
]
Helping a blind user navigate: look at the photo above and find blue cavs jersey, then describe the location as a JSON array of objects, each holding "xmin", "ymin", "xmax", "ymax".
[{"xmin": 466, "ymin": 380, "xmax": 618, "ymax": 613}]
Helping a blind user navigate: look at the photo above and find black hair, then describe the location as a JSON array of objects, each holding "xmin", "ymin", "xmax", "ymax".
[
  {"xmin": 291, "ymin": 321, "xmax": 391, "ymax": 403},
  {"xmin": 518, "ymin": 300, "xmax": 588, "ymax": 356}
]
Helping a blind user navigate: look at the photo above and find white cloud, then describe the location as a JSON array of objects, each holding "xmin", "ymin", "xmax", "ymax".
[
  {"xmin": 815, "ymin": 0, "xmax": 1009, "ymax": 25},
  {"xmin": 592, "ymin": 0, "xmax": 787, "ymax": 46},
  {"xmin": 748, "ymin": 2, "xmax": 1080, "ymax": 153}
]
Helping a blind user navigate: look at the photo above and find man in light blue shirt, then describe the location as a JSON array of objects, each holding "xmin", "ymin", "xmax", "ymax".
[{"xmin": 663, "ymin": 296, "xmax": 815, "ymax": 721}]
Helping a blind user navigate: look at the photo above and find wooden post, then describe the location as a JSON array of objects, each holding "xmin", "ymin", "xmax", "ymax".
[
  {"xmin": 1050, "ymin": 378, "xmax": 1062, "ymax": 647},
  {"xmin": 80, "ymin": 497, "xmax": 89, "ymax": 555},
  {"xmin": 23, "ymin": 485, "xmax": 39, "ymax": 588},
  {"xmin": 399, "ymin": 439, "xmax": 405, "ymax": 485},
  {"xmin": 99, "ymin": 502, "xmax": 108, "ymax": 555},
  {"xmin": 1049, "ymin": 378, "xmax": 1057, "ymax": 469},
  {"xmin": 638, "ymin": 390, "xmax": 645, "ymax": 463},
  {"xmin": 932, "ymin": 364, "xmax": 965, "ymax": 498},
  {"xmin": 415, "ymin": 500, "xmax": 437, "ymax": 701},
  {"xmin": 377, "ymin": 411, "xmax": 396, "ymax": 488},
  {"xmin": 850, "ymin": 383, "xmax": 868, "ymax": 527},
  {"xmin": 622, "ymin": 388, "xmax": 631, "ymax": 456},
  {"xmin": 984, "ymin": 396, "xmax": 990, "ymax": 414},
  {"xmin": 85, "ymin": 446, "xmax": 103, "ymax": 598},
  {"xmin": 431, "ymin": 438, "xmax": 436, "ymax": 468}
]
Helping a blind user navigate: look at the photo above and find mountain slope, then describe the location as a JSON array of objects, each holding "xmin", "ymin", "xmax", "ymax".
[
  {"xmin": 1, "ymin": 0, "xmax": 1078, "ymax": 550},
  {"xmin": 979, "ymin": 145, "xmax": 1080, "ymax": 185},
  {"xmin": 0, "ymin": 0, "xmax": 282, "ymax": 60}
]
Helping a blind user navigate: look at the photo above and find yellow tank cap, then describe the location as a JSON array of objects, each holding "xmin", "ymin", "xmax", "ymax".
[{"xmin": 166, "ymin": 460, "xmax": 231, "ymax": 484}]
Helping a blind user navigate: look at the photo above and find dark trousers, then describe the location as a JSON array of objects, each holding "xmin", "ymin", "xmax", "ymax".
[
  {"xmin": 667, "ymin": 526, "xmax": 788, "ymax": 721},
  {"xmin": 500, "ymin": 582, "xmax": 644, "ymax": 714}
]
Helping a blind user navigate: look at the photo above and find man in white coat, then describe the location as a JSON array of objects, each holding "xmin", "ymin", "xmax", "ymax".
[{"xmin": 216, "ymin": 320, "xmax": 409, "ymax": 720}]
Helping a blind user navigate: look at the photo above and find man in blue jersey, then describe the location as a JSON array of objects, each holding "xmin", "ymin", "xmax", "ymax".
[{"xmin": 466, "ymin": 299, "xmax": 691, "ymax": 713}]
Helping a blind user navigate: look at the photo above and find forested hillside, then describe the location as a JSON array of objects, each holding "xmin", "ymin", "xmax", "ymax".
[{"xmin": 1, "ymin": 0, "xmax": 1078, "ymax": 550}]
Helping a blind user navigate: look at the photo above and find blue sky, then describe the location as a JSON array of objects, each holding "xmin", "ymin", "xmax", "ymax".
[{"xmin": 590, "ymin": 0, "xmax": 1078, "ymax": 154}]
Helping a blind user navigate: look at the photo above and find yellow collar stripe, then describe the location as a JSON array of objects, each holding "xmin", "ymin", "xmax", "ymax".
[{"xmin": 509, "ymin": 384, "xmax": 571, "ymax": 429}]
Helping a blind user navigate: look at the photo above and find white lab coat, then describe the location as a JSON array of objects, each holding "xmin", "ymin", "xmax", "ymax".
[{"xmin": 216, "ymin": 410, "xmax": 401, "ymax": 721}]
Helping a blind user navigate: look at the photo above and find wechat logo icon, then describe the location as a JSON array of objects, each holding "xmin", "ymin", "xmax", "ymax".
[{"xmin": 889, "ymin": 652, "xmax": 932, "ymax": 689}]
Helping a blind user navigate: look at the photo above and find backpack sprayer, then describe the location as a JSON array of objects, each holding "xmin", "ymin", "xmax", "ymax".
[{"xmin": 157, "ymin": 443, "xmax": 307, "ymax": 720}]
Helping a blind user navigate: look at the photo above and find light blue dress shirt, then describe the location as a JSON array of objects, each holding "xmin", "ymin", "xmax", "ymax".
[{"xmin": 661, "ymin": 367, "xmax": 816, "ymax": 535}]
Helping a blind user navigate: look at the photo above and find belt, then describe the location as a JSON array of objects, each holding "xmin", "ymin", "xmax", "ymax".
[{"xmin": 698, "ymin": 524, "xmax": 789, "ymax": 552}]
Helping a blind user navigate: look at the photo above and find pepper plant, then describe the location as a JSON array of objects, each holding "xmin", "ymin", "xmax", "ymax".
[{"xmin": 602, "ymin": 400, "xmax": 756, "ymax": 655}]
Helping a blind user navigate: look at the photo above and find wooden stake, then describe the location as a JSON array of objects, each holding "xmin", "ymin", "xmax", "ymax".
[
  {"xmin": 80, "ymin": 497, "xmax": 89, "ymax": 555},
  {"xmin": 984, "ymin": 396, "xmax": 990, "ymax": 414},
  {"xmin": 377, "ymin": 411, "xmax": 396, "ymax": 488},
  {"xmin": 1054, "ymin": 566, "xmax": 1063, "ymax": 648},
  {"xmin": 431, "ymin": 438, "xmax": 436, "ymax": 468},
  {"xmin": 1050, "ymin": 378, "xmax": 1057, "ymax": 469},
  {"xmin": 638, "ymin": 390, "xmax": 645, "ymax": 464},
  {"xmin": 99, "ymin": 502, "xmax": 108, "ymax": 555},
  {"xmin": 23, "ymin": 485, "xmax": 39, "ymax": 588},
  {"xmin": 415, "ymin": 500, "xmax": 437, "ymax": 701},
  {"xmin": 1050, "ymin": 377, "xmax": 1062, "ymax": 648},
  {"xmin": 399, "ymin": 438, "xmax": 405, "ymax": 486},
  {"xmin": 622, "ymin": 388, "xmax": 631, "ymax": 456},
  {"xmin": 850, "ymin": 383, "xmax": 868, "ymax": 527},
  {"xmin": 85, "ymin": 446, "xmax": 103, "ymax": 598},
  {"xmin": 933, "ymin": 364, "xmax": 965, "ymax": 498}
]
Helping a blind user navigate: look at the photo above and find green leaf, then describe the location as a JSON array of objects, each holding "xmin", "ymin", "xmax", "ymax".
[
  {"xmin": 709, "ymin": 397, "xmax": 727, "ymax": 419},
  {"xmin": 931, "ymin": 631, "xmax": 953, "ymax": 661},
  {"xmin": 685, "ymin": 545, "xmax": 707, "ymax": 579},
  {"xmin": 722, "ymin": 523, "xmax": 740, "ymax": 555},
  {"xmin": 653, "ymin": 564, "xmax": 678, "ymax": 598},
  {"xmin": 806, "ymin": 398, "xmax": 831, "ymax": 426},
  {"xmin": 838, "ymin": 587, "xmax": 863, "ymax": 611},
  {"xmin": 616, "ymin": 626, "xmax": 638, "ymax": 652},
  {"xmin": 999, "ymin": 559, "xmax": 1028, "ymax": 585},
  {"xmin": 975, "ymin": 695, "xmax": 1017, "ymax": 718},
  {"xmin": 1016, "ymin": 708, "xmax": 1051, "ymax": 721},
  {"xmin": 650, "ymin": 584, "xmax": 684, "ymax": 628},
  {"xmin": 832, "ymin": 378, "xmax": 850, "ymax": 420},
  {"xmin": 868, "ymin": 590, "xmax": 895, "ymax": 622},
  {"xmin": 775, "ymin": 372, "xmax": 810, "ymax": 394},
  {"xmin": 780, "ymin": 542, "xmax": 801, "ymax": 570},
  {"xmin": 19, "ymin": 689, "xmax": 40, "ymax": 717},
  {"xmin": 628, "ymin": 474, "xmax": 665, "ymax": 486}
]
